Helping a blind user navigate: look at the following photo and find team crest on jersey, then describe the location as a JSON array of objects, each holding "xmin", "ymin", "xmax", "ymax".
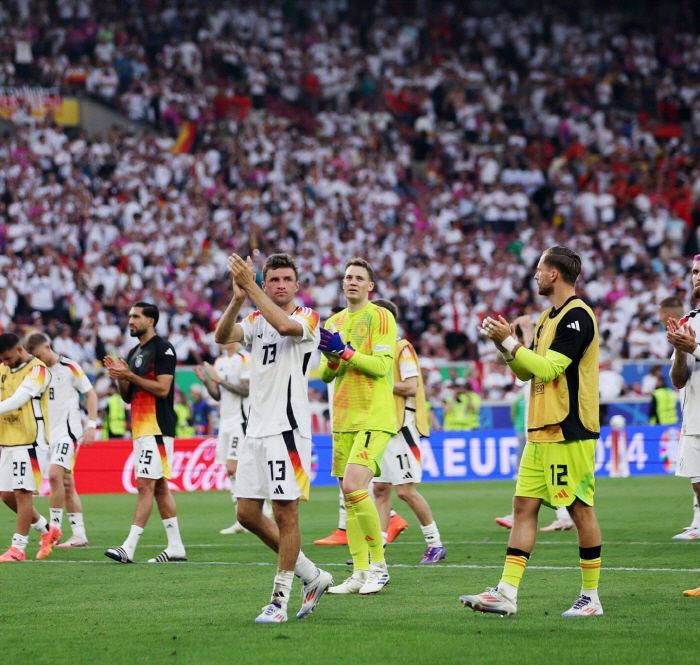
[
  {"xmin": 354, "ymin": 321, "xmax": 370, "ymax": 341},
  {"xmin": 135, "ymin": 355, "xmax": 143, "ymax": 368}
]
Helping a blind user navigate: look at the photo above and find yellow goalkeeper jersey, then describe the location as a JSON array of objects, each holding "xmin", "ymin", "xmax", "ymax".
[{"xmin": 320, "ymin": 302, "xmax": 397, "ymax": 434}]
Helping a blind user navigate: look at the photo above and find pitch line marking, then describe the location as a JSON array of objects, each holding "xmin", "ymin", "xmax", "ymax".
[
  {"xmin": 24, "ymin": 560, "xmax": 700, "ymax": 573},
  {"xmin": 71, "ymin": 540, "xmax": 695, "ymax": 550}
]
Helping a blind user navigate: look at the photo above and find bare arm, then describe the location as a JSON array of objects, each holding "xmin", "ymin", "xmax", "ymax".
[
  {"xmin": 394, "ymin": 376, "xmax": 418, "ymax": 397},
  {"xmin": 82, "ymin": 389, "xmax": 99, "ymax": 444},
  {"xmin": 194, "ymin": 365, "xmax": 221, "ymax": 401},
  {"xmin": 670, "ymin": 351, "xmax": 691, "ymax": 390},
  {"xmin": 214, "ymin": 297, "xmax": 246, "ymax": 344},
  {"xmin": 668, "ymin": 319, "xmax": 694, "ymax": 389}
]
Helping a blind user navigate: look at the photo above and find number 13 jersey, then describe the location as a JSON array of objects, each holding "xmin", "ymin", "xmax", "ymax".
[{"xmin": 240, "ymin": 307, "xmax": 320, "ymax": 439}]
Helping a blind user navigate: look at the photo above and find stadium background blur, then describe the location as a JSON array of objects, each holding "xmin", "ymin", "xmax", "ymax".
[{"xmin": 2, "ymin": 0, "xmax": 699, "ymax": 433}]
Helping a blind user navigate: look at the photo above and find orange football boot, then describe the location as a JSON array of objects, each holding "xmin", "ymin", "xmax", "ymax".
[
  {"xmin": 313, "ymin": 529, "xmax": 348, "ymax": 546},
  {"xmin": 387, "ymin": 513, "xmax": 408, "ymax": 543}
]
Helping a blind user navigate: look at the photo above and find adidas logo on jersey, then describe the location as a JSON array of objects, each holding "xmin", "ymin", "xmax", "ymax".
[
  {"xmin": 356, "ymin": 452, "xmax": 369, "ymax": 460},
  {"xmin": 165, "ymin": 348, "xmax": 175, "ymax": 356},
  {"xmin": 554, "ymin": 489, "xmax": 569, "ymax": 499},
  {"xmin": 273, "ymin": 485, "xmax": 284, "ymax": 495},
  {"xmin": 403, "ymin": 472, "xmax": 413, "ymax": 480},
  {"xmin": 566, "ymin": 321, "xmax": 580, "ymax": 331}
]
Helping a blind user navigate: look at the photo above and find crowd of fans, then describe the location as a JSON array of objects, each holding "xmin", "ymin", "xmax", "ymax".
[{"xmin": 1, "ymin": 0, "xmax": 700, "ymax": 410}]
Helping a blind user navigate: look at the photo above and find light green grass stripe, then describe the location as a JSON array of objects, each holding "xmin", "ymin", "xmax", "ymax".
[{"xmin": 24, "ymin": 560, "xmax": 700, "ymax": 573}]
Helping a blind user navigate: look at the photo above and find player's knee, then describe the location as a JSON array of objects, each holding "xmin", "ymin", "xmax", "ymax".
[
  {"xmin": 372, "ymin": 482, "xmax": 391, "ymax": 500},
  {"xmin": 0, "ymin": 492, "xmax": 12, "ymax": 507},
  {"xmin": 136, "ymin": 479, "xmax": 156, "ymax": 496},
  {"xmin": 513, "ymin": 496, "xmax": 539, "ymax": 517},
  {"xmin": 395, "ymin": 484, "xmax": 415, "ymax": 502},
  {"xmin": 48, "ymin": 467, "xmax": 64, "ymax": 487},
  {"xmin": 272, "ymin": 502, "xmax": 298, "ymax": 529},
  {"xmin": 237, "ymin": 504, "xmax": 259, "ymax": 529}
]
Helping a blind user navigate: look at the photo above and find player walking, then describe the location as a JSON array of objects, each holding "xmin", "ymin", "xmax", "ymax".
[
  {"xmin": 0, "ymin": 333, "xmax": 54, "ymax": 561},
  {"xmin": 103, "ymin": 302, "xmax": 186, "ymax": 564},
  {"xmin": 26, "ymin": 333, "xmax": 97, "ymax": 548},
  {"xmin": 461, "ymin": 247, "xmax": 603, "ymax": 617},
  {"xmin": 370, "ymin": 299, "xmax": 446, "ymax": 564},
  {"xmin": 319, "ymin": 258, "xmax": 397, "ymax": 595},
  {"xmin": 216, "ymin": 253, "xmax": 332, "ymax": 623}
]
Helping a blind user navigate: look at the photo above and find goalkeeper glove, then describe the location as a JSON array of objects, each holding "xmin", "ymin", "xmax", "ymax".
[{"xmin": 319, "ymin": 328, "xmax": 355, "ymax": 361}]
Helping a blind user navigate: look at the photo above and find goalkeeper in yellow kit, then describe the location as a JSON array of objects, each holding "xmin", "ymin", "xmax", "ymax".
[{"xmin": 319, "ymin": 258, "xmax": 397, "ymax": 595}]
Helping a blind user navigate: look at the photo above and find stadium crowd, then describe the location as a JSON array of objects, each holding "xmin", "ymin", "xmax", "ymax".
[{"xmin": 1, "ymin": 0, "xmax": 700, "ymax": 409}]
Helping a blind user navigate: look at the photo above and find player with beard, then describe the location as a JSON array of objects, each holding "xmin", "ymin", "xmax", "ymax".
[
  {"xmin": 103, "ymin": 302, "xmax": 186, "ymax": 564},
  {"xmin": 461, "ymin": 247, "xmax": 603, "ymax": 618},
  {"xmin": 216, "ymin": 253, "xmax": 331, "ymax": 623},
  {"xmin": 666, "ymin": 261, "xmax": 700, "ymax": 595}
]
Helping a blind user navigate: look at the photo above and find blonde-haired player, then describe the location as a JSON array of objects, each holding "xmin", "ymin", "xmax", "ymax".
[
  {"xmin": 320, "ymin": 258, "xmax": 397, "ymax": 595},
  {"xmin": 26, "ymin": 332, "xmax": 97, "ymax": 548}
]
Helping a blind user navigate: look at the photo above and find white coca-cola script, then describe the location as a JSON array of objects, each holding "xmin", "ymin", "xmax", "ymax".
[{"xmin": 122, "ymin": 438, "xmax": 230, "ymax": 493}]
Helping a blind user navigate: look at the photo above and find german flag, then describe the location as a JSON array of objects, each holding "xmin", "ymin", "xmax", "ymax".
[{"xmin": 171, "ymin": 121, "xmax": 197, "ymax": 154}]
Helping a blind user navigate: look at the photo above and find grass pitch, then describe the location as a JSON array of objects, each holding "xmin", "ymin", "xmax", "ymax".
[{"xmin": 1, "ymin": 477, "xmax": 698, "ymax": 664}]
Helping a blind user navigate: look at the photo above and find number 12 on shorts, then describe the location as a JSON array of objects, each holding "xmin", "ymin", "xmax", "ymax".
[{"xmin": 550, "ymin": 463, "xmax": 568, "ymax": 486}]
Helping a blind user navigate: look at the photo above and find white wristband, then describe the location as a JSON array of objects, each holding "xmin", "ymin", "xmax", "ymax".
[
  {"xmin": 501, "ymin": 336, "xmax": 518, "ymax": 354},
  {"xmin": 692, "ymin": 346, "xmax": 700, "ymax": 361},
  {"xmin": 87, "ymin": 420, "xmax": 97, "ymax": 429}
]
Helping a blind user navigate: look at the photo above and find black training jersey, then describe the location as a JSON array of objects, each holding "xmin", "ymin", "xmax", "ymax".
[{"xmin": 126, "ymin": 335, "xmax": 177, "ymax": 438}]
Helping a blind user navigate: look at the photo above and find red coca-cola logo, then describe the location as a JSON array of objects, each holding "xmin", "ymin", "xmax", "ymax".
[{"xmin": 121, "ymin": 438, "xmax": 230, "ymax": 493}]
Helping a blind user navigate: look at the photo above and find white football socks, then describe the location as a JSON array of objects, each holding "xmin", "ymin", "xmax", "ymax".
[
  {"xmin": 31, "ymin": 515, "xmax": 49, "ymax": 535},
  {"xmin": 421, "ymin": 521, "xmax": 443, "ymax": 547},
  {"xmin": 338, "ymin": 488, "xmax": 347, "ymax": 530},
  {"xmin": 271, "ymin": 569, "xmax": 294, "ymax": 610},
  {"xmin": 555, "ymin": 506, "xmax": 570, "ymax": 521},
  {"xmin": 163, "ymin": 517, "xmax": 185, "ymax": 556},
  {"xmin": 294, "ymin": 550, "xmax": 318, "ymax": 584},
  {"xmin": 50, "ymin": 508, "xmax": 64, "ymax": 528},
  {"xmin": 692, "ymin": 495, "xmax": 700, "ymax": 530},
  {"xmin": 122, "ymin": 524, "xmax": 144, "ymax": 558},
  {"xmin": 11, "ymin": 533, "xmax": 29, "ymax": 552},
  {"xmin": 68, "ymin": 512, "xmax": 87, "ymax": 540}
]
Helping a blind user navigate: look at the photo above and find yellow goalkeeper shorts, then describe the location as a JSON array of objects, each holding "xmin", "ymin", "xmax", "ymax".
[
  {"xmin": 331, "ymin": 430, "xmax": 392, "ymax": 478},
  {"xmin": 515, "ymin": 439, "xmax": 596, "ymax": 509}
]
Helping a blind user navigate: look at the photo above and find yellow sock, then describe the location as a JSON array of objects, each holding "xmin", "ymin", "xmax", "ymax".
[
  {"xmin": 345, "ymin": 501, "xmax": 369, "ymax": 571},
  {"xmin": 580, "ymin": 545, "xmax": 602, "ymax": 590},
  {"xmin": 500, "ymin": 547, "xmax": 530, "ymax": 588},
  {"xmin": 346, "ymin": 489, "xmax": 384, "ymax": 564}
]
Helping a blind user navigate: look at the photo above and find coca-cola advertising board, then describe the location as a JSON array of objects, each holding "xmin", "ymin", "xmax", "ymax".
[{"xmin": 75, "ymin": 438, "xmax": 233, "ymax": 494}]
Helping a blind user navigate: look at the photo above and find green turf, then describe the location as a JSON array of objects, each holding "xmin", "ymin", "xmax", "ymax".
[{"xmin": 1, "ymin": 477, "xmax": 698, "ymax": 664}]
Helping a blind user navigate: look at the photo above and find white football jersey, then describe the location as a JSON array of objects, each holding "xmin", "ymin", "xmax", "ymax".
[
  {"xmin": 675, "ymin": 308, "xmax": 700, "ymax": 434},
  {"xmin": 240, "ymin": 306, "xmax": 320, "ymax": 438},
  {"xmin": 214, "ymin": 350, "xmax": 251, "ymax": 428},
  {"xmin": 47, "ymin": 356, "xmax": 93, "ymax": 444}
]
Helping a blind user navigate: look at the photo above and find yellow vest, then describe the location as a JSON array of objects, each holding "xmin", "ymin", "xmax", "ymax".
[
  {"xmin": 444, "ymin": 392, "xmax": 481, "ymax": 430},
  {"xmin": 394, "ymin": 339, "xmax": 429, "ymax": 437},
  {"xmin": 650, "ymin": 387, "xmax": 678, "ymax": 425},
  {"xmin": 528, "ymin": 297, "xmax": 599, "ymax": 442},
  {"xmin": 0, "ymin": 356, "xmax": 50, "ymax": 447}
]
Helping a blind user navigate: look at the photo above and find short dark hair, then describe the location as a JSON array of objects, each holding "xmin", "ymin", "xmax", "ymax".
[
  {"xmin": 373, "ymin": 298, "xmax": 398, "ymax": 320},
  {"xmin": 262, "ymin": 253, "xmax": 299, "ymax": 281},
  {"xmin": 344, "ymin": 257, "xmax": 375, "ymax": 283},
  {"xmin": 541, "ymin": 246, "xmax": 581, "ymax": 286},
  {"xmin": 659, "ymin": 296, "xmax": 683, "ymax": 309},
  {"xmin": 0, "ymin": 333, "xmax": 21, "ymax": 354},
  {"xmin": 25, "ymin": 332, "xmax": 50, "ymax": 353},
  {"xmin": 132, "ymin": 301, "xmax": 160, "ymax": 325}
]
